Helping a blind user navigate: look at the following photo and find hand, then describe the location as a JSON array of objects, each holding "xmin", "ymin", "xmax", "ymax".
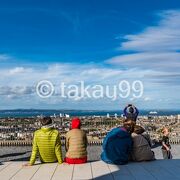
[
  {"xmin": 62, "ymin": 162, "xmax": 70, "ymax": 165},
  {"xmin": 166, "ymin": 147, "xmax": 170, "ymax": 151},
  {"xmin": 23, "ymin": 163, "xmax": 32, "ymax": 167}
]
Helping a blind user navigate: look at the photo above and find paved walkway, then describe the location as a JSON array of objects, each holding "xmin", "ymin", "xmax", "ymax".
[{"xmin": 0, "ymin": 160, "xmax": 180, "ymax": 180}]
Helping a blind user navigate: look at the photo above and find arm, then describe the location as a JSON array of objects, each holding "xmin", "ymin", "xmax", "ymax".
[
  {"xmin": 65, "ymin": 133, "xmax": 69, "ymax": 152},
  {"xmin": 162, "ymin": 136, "xmax": 170, "ymax": 151},
  {"xmin": 102, "ymin": 135, "xmax": 109, "ymax": 149},
  {"xmin": 142, "ymin": 133, "xmax": 152, "ymax": 147},
  {"xmin": 102, "ymin": 129, "xmax": 117, "ymax": 149},
  {"xmin": 127, "ymin": 138, "xmax": 133, "ymax": 161},
  {"xmin": 29, "ymin": 133, "xmax": 38, "ymax": 165},
  {"xmin": 162, "ymin": 142, "xmax": 170, "ymax": 151},
  {"xmin": 123, "ymin": 106, "xmax": 128, "ymax": 117},
  {"xmin": 55, "ymin": 133, "xmax": 63, "ymax": 164},
  {"xmin": 84, "ymin": 132, "xmax": 88, "ymax": 148},
  {"xmin": 135, "ymin": 107, "xmax": 139, "ymax": 116},
  {"xmin": 127, "ymin": 136, "xmax": 133, "ymax": 154}
]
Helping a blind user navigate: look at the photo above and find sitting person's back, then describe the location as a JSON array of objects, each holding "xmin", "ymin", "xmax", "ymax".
[
  {"xmin": 65, "ymin": 117, "xmax": 88, "ymax": 164},
  {"xmin": 101, "ymin": 119, "xmax": 134, "ymax": 165},
  {"xmin": 131, "ymin": 125, "xmax": 155, "ymax": 162},
  {"xmin": 28, "ymin": 117, "xmax": 63, "ymax": 165}
]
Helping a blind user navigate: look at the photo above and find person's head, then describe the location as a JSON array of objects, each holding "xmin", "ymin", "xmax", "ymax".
[
  {"xmin": 40, "ymin": 116, "xmax": 52, "ymax": 126},
  {"xmin": 134, "ymin": 125, "xmax": 145, "ymax": 134},
  {"xmin": 123, "ymin": 119, "xmax": 135, "ymax": 133},
  {"xmin": 71, "ymin": 117, "xmax": 81, "ymax": 129},
  {"xmin": 123, "ymin": 104, "xmax": 139, "ymax": 122},
  {"xmin": 162, "ymin": 127, "xmax": 169, "ymax": 136}
]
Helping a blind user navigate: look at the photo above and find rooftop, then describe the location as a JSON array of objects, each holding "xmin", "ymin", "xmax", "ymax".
[
  {"xmin": 1, "ymin": 159, "xmax": 180, "ymax": 180},
  {"xmin": 1, "ymin": 145, "xmax": 180, "ymax": 179}
]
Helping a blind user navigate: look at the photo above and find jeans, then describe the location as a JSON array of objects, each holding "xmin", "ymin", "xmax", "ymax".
[{"xmin": 162, "ymin": 149, "xmax": 172, "ymax": 159}]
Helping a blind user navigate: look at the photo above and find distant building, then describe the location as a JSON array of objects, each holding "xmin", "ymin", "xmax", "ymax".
[
  {"xmin": 65, "ymin": 114, "xmax": 70, "ymax": 118},
  {"xmin": 114, "ymin": 113, "xmax": 117, "ymax": 118},
  {"xmin": 107, "ymin": 113, "xmax": 110, "ymax": 118},
  {"xmin": 149, "ymin": 111, "xmax": 158, "ymax": 115},
  {"xmin": 178, "ymin": 115, "xmax": 180, "ymax": 122}
]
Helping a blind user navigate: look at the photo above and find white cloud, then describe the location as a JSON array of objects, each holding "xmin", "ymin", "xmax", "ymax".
[
  {"xmin": 107, "ymin": 10, "xmax": 180, "ymax": 72},
  {"xmin": 120, "ymin": 10, "xmax": 180, "ymax": 52},
  {"xmin": 0, "ymin": 63, "xmax": 125, "ymax": 98},
  {"xmin": 9, "ymin": 67, "xmax": 32, "ymax": 75},
  {"xmin": 144, "ymin": 97, "xmax": 152, "ymax": 101},
  {"xmin": 104, "ymin": 10, "xmax": 180, "ymax": 109},
  {"xmin": 0, "ymin": 61, "xmax": 179, "ymax": 109},
  {"xmin": 0, "ymin": 86, "xmax": 35, "ymax": 96},
  {"xmin": 107, "ymin": 52, "xmax": 180, "ymax": 71},
  {"xmin": 0, "ymin": 63, "xmax": 125, "ymax": 86}
]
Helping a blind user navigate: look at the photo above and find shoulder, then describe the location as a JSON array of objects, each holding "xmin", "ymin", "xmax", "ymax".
[
  {"xmin": 141, "ymin": 132, "xmax": 149, "ymax": 137},
  {"xmin": 131, "ymin": 133, "xmax": 142, "ymax": 139},
  {"xmin": 51, "ymin": 129, "xmax": 60, "ymax": 136},
  {"xmin": 110, "ymin": 127, "xmax": 120, "ymax": 133},
  {"xmin": 106, "ymin": 128, "xmax": 118, "ymax": 137},
  {"xmin": 162, "ymin": 136, "xmax": 168, "ymax": 140},
  {"xmin": 66, "ymin": 129, "xmax": 85, "ymax": 137},
  {"xmin": 66, "ymin": 129, "xmax": 74, "ymax": 136},
  {"xmin": 66, "ymin": 129, "xmax": 73, "ymax": 134},
  {"xmin": 34, "ymin": 129, "xmax": 41, "ymax": 135},
  {"xmin": 109, "ymin": 127, "xmax": 130, "ymax": 138},
  {"xmin": 131, "ymin": 132, "xmax": 138, "ymax": 138},
  {"xmin": 71, "ymin": 129, "xmax": 85, "ymax": 134}
]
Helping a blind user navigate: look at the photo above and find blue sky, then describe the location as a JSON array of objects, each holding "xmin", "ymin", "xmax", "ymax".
[{"xmin": 0, "ymin": 0, "xmax": 180, "ymax": 110}]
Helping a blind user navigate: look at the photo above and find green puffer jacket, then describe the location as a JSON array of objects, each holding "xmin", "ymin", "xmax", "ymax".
[{"xmin": 30, "ymin": 127, "xmax": 63, "ymax": 165}]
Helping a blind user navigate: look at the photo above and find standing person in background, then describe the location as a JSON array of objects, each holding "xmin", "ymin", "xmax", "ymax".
[
  {"xmin": 123, "ymin": 104, "xmax": 139, "ymax": 121},
  {"xmin": 65, "ymin": 117, "xmax": 88, "ymax": 164},
  {"xmin": 24, "ymin": 117, "xmax": 63, "ymax": 166},
  {"xmin": 161, "ymin": 127, "xmax": 172, "ymax": 159}
]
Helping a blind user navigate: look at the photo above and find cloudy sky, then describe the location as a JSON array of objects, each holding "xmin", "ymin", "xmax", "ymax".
[{"xmin": 0, "ymin": 0, "xmax": 180, "ymax": 110}]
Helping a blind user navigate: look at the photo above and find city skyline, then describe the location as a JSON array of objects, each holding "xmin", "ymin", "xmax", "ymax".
[{"xmin": 0, "ymin": 0, "xmax": 180, "ymax": 109}]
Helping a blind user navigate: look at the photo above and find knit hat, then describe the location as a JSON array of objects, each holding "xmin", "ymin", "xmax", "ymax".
[
  {"xmin": 71, "ymin": 117, "xmax": 81, "ymax": 129},
  {"xmin": 123, "ymin": 104, "xmax": 139, "ymax": 121}
]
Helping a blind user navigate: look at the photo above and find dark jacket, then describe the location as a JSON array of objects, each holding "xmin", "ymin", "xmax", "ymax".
[{"xmin": 101, "ymin": 127, "xmax": 132, "ymax": 165}]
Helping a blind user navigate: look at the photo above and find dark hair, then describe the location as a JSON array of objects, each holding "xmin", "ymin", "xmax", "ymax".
[
  {"xmin": 134, "ymin": 125, "xmax": 145, "ymax": 134},
  {"xmin": 123, "ymin": 119, "xmax": 135, "ymax": 133},
  {"xmin": 129, "ymin": 106, "xmax": 134, "ymax": 113},
  {"xmin": 40, "ymin": 117, "xmax": 52, "ymax": 126},
  {"xmin": 123, "ymin": 104, "xmax": 139, "ymax": 122}
]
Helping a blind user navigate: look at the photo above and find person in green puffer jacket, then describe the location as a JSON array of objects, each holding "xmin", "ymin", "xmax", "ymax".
[{"xmin": 24, "ymin": 117, "xmax": 63, "ymax": 166}]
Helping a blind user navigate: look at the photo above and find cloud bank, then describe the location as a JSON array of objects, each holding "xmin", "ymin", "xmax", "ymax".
[
  {"xmin": 107, "ymin": 10, "xmax": 180, "ymax": 72},
  {"xmin": 1, "ymin": 10, "xmax": 180, "ymax": 109}
]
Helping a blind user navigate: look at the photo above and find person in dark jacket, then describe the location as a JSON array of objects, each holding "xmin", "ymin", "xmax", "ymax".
[
  {"xmin": 101, "ymin": 119, "xmax": 135, "ymax": 165},
  {"xmin": 123, "ymin": 104, "xmax": 139, "ymax": 121}
]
